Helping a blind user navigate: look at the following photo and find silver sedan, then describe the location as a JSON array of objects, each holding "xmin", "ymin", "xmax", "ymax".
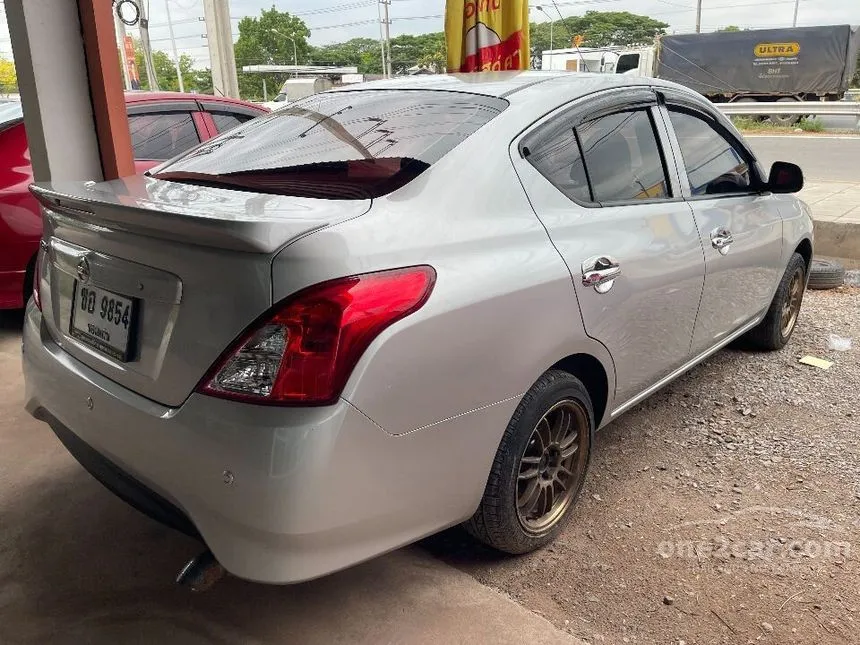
[{"xmin": 23, "ymin": 72, "xmax": 812, "ymax": 585}]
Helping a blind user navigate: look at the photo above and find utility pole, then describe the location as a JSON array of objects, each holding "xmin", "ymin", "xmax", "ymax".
[
  {"xmin": 381, "ymin": 0, "xmax": 392, "ymax": 77},
  {"xmin": 137, "ymin": 0, "xmax": 159, "ymax": 90},
  {"xmin": 792, "ymin": 0, "xmax": 800, "ymax": 27},
  {"xmin": 114, "ymin": 9, "xmax": 131, "ymax": 90},
  {"xmin": 165, "ymin": 0, "xmax": 185, "ymax": 92},
  {"xmin": 203, "ymin": 0, "xmax": 239, "ymax": 97},
  {"xmin": 695, "ymin": 0, "xmax": 702, "ymax": 33},
  {"xmin": 535, "ymin": 6, "xmax": 554, "ymax": 70},
  {"xmin": 377, "ymin": 0, "xmax": 387, "ymax": 77}
]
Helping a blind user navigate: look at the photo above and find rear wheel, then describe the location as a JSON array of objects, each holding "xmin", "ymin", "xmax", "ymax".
[
  {"xmin": 735, "ymin": 97, "xmax": 762, "ymax": 123},
  {"xmin": 464, "ymin": 370, "xmax": 593, "ymax": 554},
  {"xmin": 769, "ymin": 97, "xmax": 800, "ymax": 127},
  {"xmin": 744, "ymin": 252, "xmax": 806, "ymax": 350}
]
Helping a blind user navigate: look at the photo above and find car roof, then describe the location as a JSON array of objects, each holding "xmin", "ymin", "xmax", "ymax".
[
  {"xmin": 123, "ymin": 91, "xmax": 265, "ymax": 110},
  {"xmin": 330, "ymin": 71, "xmax": 674, "ymax": 100}
]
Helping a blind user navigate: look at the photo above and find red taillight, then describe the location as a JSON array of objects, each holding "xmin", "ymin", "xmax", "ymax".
[
  {"xmin": 32, "ymin": 248, "xmax": 43, "ymax": 311},
  {"xmin": 198, "ymin": 266, "xmax": 436, "ymax": 406}
]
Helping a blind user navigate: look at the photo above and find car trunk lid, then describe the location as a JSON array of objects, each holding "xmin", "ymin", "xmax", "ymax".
[{"xmin": 32, "ymin": 175, "xmax": 370, "ymax": 407}]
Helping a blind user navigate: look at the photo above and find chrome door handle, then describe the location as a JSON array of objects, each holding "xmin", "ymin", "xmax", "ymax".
[
  {"xmin": 710, "ymin": 227, "xmax": 734, "ymax": 255},
  {"xmin": 581, "ymin": 255, "xmax": 621, "ymax": 294}
]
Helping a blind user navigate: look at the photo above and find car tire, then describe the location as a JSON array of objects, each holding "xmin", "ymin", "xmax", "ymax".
[
  {"xmin": 464, "ymin": 370, "xmax": 594, "ymax": 554},
  {"xmin": 808, "ymin": 258, "xmax": 845, "ymax": 290},
  {"xmin": 768, "ymin": 97, "xmax": 800, "ymax": 127},
  {"xmin": 744, "ymin": 252, "xmax": 806, "ymax": 351}
]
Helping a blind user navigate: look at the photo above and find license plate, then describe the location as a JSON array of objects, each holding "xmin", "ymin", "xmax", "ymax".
[{"xmin": 70, "ymin": 282, "xmax": 137, "ymax": 361}]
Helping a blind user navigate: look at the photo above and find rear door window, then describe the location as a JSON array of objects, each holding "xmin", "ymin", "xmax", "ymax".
[
  {"xmin": 129, "ymin": 112, "xmax": 201, "ymax": 161},
  {"xmin": 525, "ymin": 108, "xmax": 670, "ymax": 204},
  {"xmin": 154, "ymin": 90, "xmax": 508, "ymax": 199},
  {"xmin": 578, "ymin": 110, "xmax": 669, "ymax": 202}
]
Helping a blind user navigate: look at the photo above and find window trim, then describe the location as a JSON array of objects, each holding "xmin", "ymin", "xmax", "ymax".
[
  {"xmin": 657, "ymin": 92, "xmax": 768, "ymax": 201},
  {"xmin": 126, "ymin": 100, "xmax": 198, "ymax": 116},
  {"xmin": 199, "ymin": 100, "xmax": 266, "ymax": 119},
  {"xmin": 519, "ymin": 92, "xmax": 683, "ymax": 209}
]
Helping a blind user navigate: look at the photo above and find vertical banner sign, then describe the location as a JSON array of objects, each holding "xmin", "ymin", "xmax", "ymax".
[
  {"xmin": 123, "ymin": 35, "xmax": 141, "ymax": 90},
  {"xmin": 445, "ymin": 0, "xmax": 530, "ymax": 73}
]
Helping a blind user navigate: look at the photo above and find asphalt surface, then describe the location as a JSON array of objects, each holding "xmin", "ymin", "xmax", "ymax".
[
  {"xmin": 747, "ymin": 135, "xmax": 860, "ymax": 183},
  {"xmin": 817, "ymin": 114, "xmax": 859, "ymax": 132}
]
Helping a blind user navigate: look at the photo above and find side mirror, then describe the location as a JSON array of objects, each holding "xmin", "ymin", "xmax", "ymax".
[{"xmin": 766, "ymin": 161, "xmax": 804, "ymax": 194}]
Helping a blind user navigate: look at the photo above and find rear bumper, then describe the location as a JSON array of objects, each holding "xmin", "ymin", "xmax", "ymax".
[{"xmin": 22, "ymin": 304, "xmax": 511, "ymax": 583}]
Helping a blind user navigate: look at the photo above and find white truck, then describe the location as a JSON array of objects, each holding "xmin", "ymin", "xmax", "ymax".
[{"xmin": 263, "ymin": 77, "xmax": 334, "ymax": 111}]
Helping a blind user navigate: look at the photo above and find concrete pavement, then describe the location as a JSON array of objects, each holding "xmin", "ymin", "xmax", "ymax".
[
  {"xmin": 797, "ymin": 181, "xmax": 860, "ymax": 224},
  {"xmin": 747, "ymin": 136, "xmax": 860, "ymax": 259},
  {"xmin": 0, "ymin": 314, "xmax": 583, "ymax": 645}
]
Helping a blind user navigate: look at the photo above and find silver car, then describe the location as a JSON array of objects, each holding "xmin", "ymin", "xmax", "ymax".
[{"xmin": 23, "ymin": 72, "xmax": 812, "ymax": 585}]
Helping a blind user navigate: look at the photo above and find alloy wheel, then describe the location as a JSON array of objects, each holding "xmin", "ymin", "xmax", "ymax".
[
  {"xmin": 516, "ymin": 399, "xmax": 590, "ymax": 534},
  {"xmin": 780, "ymin": 268, "xmax": 804, "ymax": 338}
]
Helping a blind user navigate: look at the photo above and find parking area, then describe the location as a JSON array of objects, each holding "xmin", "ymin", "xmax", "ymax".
[
  {"xmin": 428, "ymin": 284, "xmax": 860, "ymax": 644},
  {"xmin": 0, "ymin": 311, "xmax": 581, "ymax": 645},
  {"xmin": 3, "ymin": 280, "xmax": 858, "ymax": 645},
  {"xmin": 1, "ymin": 129, "xmax": 857, "ymax": 644}
]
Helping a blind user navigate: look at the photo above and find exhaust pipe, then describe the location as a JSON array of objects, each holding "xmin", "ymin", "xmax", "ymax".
[{"xmin": 176, "ymin": 550, "xmax": 225, "ymax": 592}]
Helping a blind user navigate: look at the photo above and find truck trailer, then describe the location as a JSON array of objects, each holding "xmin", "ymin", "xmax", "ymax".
[{"xmin": 541, "ymin": 25, "xmax": 860, "ymax": 122}]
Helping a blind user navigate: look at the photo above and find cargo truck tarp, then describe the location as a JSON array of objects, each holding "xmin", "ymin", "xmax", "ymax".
[{"xmin": 656, "ymin": 25, "xmax": 860, "ymax": 97}]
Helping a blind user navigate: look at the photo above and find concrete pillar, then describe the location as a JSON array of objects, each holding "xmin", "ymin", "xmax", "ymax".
[
  {"xmin": 204, "ymin": 0, "xmax": 240, "ymax": 98},
  {"xmin": 5, "ymin": 0, "xmax": 134, "ymax": 183}
]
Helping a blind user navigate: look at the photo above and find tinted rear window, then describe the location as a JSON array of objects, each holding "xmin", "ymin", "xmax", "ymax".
[{"xmin": 154, "ymin": 90, "xmax": 507, "ymax": 200}]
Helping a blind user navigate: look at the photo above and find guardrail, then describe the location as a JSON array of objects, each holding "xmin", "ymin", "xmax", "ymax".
[{"xmin": 713, "ymin": 101, "xmax": 860, "ymax": 117}]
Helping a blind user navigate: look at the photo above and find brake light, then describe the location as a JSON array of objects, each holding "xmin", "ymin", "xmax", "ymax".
[{"xmin": 198, "ymin": 266, "xmax": 436, "ymax": 406}]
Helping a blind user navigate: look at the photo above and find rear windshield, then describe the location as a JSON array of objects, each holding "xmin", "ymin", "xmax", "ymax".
[{"xmin": 154, "ymin": 90, "xmax": 508, "ymax": 200}]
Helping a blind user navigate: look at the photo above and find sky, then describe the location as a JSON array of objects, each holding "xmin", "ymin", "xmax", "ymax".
[{"xmin": 1, "ymin": 0, "xmax": 859, "ymax": 69}]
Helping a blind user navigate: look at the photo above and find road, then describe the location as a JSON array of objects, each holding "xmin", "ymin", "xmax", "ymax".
[
  {"xmin": 747, "ymin": 135, "xmax": 860, "ymax": 183},
  {"xmin": 818, "ymin": 115, "xmax": 859, "ymax": 132}
]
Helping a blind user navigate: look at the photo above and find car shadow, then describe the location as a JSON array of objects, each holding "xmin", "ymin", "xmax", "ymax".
[
  {"xmin": 0, "ymin": 308, "xmax": 24, "ymax": 330},
  {"xmin": 0, "ymin": 455, "xmax": 498, "ymax": 645}
]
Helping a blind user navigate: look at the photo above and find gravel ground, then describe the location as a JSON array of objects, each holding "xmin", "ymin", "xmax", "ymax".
[{"xmin": 424, "ymin": 285, "xmax": 860, "ymax": 645}]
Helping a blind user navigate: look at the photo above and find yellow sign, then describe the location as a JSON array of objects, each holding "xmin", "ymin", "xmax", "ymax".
[
  {"xmin": 445, "ymin": 0, "xmax": 530, "ymax": 72},
  {"xmin": 754, "ymin": 42, "xmax": 800, "ymax": 57}
]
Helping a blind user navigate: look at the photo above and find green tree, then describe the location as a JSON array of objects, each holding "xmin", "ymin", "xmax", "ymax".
[
  {"xmin": 389, "ymin": 33, "xmax": 447, "ymax": 73},
  {"xmin": 310, "ymin": 38, "xmax": 382, "ymax": 74},
  {"xmin": 0, "ymin": 58, "xmax": 16, "ymax": 94},
  {"xmin": 309, "ymin": 33, "xmax": 447, "ymax": 75},
  {"xmin": 129, "ymin": 41, "xmax": 199, "ymax": 92},
  {"xmin": 233, "ymin": 8, "xmax": 311, "ymax": 100},
  {"xmin": 718, "ymin": 25, "xmax": 742, "ymax": 32},
  {"xmin": 192, "ymin": 68, "xmax": 214, "ymax": 95},
  {"xmin": 530, "ymin": 11, "xmax": 669, "ymax": 62}
]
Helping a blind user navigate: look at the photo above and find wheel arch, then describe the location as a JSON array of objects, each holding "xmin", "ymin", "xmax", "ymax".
[
  {"xmin": 794, "ymin": 237, "xmax": 812, "ymax": 272},
  {"xmin": 550, "ymin": 353, "xmax": 610, "ymax": 429}
]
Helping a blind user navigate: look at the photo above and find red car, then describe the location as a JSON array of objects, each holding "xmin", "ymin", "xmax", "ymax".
[{"xmin": 0, "ymin": 92, "xmax": 268, "ymax": 309}]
